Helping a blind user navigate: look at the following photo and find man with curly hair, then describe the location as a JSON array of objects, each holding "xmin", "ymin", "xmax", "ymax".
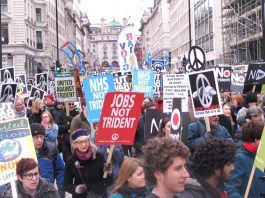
[
  {"xmin": 143, "ymin": 137, "xmax": 190, "ymax": 198},
  {"xmin": 179, "ymin": 137, "xmax": 237, "ymax": 198}
]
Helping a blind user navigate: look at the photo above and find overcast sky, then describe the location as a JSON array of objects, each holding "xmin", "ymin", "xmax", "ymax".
[{"xmin": 80, "ymin": 0, "xmax": 154, "ymax": 33}]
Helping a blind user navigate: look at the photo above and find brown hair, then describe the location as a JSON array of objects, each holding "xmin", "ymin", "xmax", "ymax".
[
  {"xmin": 157, "ymin": 117, "xmax": 171, "ymax": 137},
  {"xmin": 242, "ymin": 121, "xmax": 264, "ymax": 142},
  {"xmin": 143, "ymin": 137, "xmax": 190, "ymax": 186},
  {"xmin": 113, "ymin": 157, "xmax": 144, "ymax": 193},
  {"xmin": 232, "ymin": 95, "xmax": 244, "ymax": 105},
  {"xmin": 16, "ymin": 158, "xmax": 38, "ymax": 177}
]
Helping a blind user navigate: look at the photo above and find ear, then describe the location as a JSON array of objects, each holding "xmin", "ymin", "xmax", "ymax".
[
  {"xmin": 154, "ymin": 170, "xmax": 162, "ymax": 181},
  {"xmin": 213, "ymin": 169, "xmax": 221, "ymax": 177},
  {"xmin": 254, "ymin": 139, "xmax": 260, "ymax": 147},
  {"xmin": 17, "ymin": 175, "xmax": 23, "ymax": 182}
]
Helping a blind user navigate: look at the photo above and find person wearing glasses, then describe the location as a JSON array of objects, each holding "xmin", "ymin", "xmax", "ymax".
[
  {"xmin": 30, "ymin": 123, "xmax": 65, "ymax": 198},
  {"xmin": 63, "ymin": 128, "xmax": 113, "ymax": 198},
  {"xmin": 1, "ymin": 158, "xmax": 61, "ymax": 198},
  {"xmin": 41, "ymin": 111, "xmax": 58, "ymax": 144}
]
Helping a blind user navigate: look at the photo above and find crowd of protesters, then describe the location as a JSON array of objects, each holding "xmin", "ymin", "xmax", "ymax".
[{"xmin": 0, "ymin": 91, "xmax": 265, "ymax": 198}]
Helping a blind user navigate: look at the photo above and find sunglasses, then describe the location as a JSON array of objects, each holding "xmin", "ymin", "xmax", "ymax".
[{"xmin": 69, "ymin": 103, "xmax": 74, "ymax": 106}]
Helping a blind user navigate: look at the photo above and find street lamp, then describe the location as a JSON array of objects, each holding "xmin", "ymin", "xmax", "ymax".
[{"xmin": 55, "ymin": 0, "xmax": 60, "ymax": 72}]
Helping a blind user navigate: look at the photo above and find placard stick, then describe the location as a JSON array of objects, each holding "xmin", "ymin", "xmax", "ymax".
[
  {"xmin": 103, "ymin": 145, "xmax": 114, "ymax": 178},
  {"xmin": 11, "ymin": 180, "xmax": 18, "ymax": 198},
  {"xmin": 252, "ymin": 85, "xmax": 256, "ymax": 93},
  {"xmin": 65, "ymin": 102, "xmax": 69, "ymax": 116},
  {"xmin": 204, "ymin": 117, "xmax": 210, "ymax": 132},
  {"xmin": 244, "ymin": 165, "xmax": 256, "ymax": 198}
]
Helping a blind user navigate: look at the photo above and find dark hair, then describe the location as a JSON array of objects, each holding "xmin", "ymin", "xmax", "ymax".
[
  {"xmin": 241, "ymin": 121, "xmax": 264, "ymax": 142},
  {"xmin": 191, "ymin": 137, "xmax": 237, "ymax": 178},
  {"xmin": 143, "ymin": 101, "xmax": 155, "ymax": 110},
  {"xmin": 143, "ymin": 137, "xmax": 190, "ymax": 186},
  {"xmin": 16, "ymin": 158, "xmax": 38, "ymax": 177},
  {"xmin": 157, "ymin": 117, "xmax": 171, "ymax": 137},
  {"xmin": 143, "ymin": 97, "xmax": 153, "ymax": 103}
]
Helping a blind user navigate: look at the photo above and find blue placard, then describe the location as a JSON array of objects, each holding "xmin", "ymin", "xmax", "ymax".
[
  {"xmin": 132, "ymin": 70, "xmax": 155, "ymax": 98},
  {"xmin": 83, "ymin": 74, "xmax": 115, "ymax": 123}
]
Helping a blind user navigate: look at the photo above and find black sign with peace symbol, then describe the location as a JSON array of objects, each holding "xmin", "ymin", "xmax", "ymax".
[{"xmin": 188, "ymin": 46, "xmax": 206, "ymax": 71}]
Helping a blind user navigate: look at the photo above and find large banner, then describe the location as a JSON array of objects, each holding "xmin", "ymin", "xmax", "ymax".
[
  {"xmin": 55, "ymin": 73, "xmax": 77, "ymax": 102},
  {"xmin": 245, "ymin": 63, "xmax": 265, "ymax": 85},
  {"xmin": 163, "ymin": 74, "xmax": 188, "ymax": 113},
  {"xmin": 113, "ymin": 72, "xmax": 131, "ymax": 92},
  {"xmin": 117, "ymin": 25, "xmax": 138, "ymax": 72},
  {"xmin": 188, "ymin": 70, "xmax": 223, "ymax": 118},
  {"xmin": 230, "ymin": 69, "xmax": 246, "ymax": 94},
  {"xmin": 132, "ymin": 70, "xmax": 155, "ymax": 98},
  {"xmin": 215, "ymin": 66, "xmax": 231, "ymax": 92},
  {"xmin": 0, "ymin": 117, "xmax": 37, "ymax": 185},
  {"xmin": 144, "ymin": 109, "xmax": 170, "ymax": 142},
  {"xmin": 96, "ymin": 92, "xmax": 144, "ymax": 145},
  {"xmin": 83, "ymin": 74, "xmax": 115, "ymax": 123}
]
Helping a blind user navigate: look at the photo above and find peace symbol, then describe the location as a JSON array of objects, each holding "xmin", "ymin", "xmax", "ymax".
[
  {"xmin": 15, "ymin": 77, "xmax": 26, "ymax": 92},
  {"xmin": 188, "ymin": 46, "xmax": 206, "ymax": 71},
  {"xmin": 38, "ymin": 75, "xmax": 47, "ymax": 90},
  {"xmin": 33, "ymin": 90, "xmax": 41, "ymax": 99},
  {"xmin": 0, "ymin": 85, "xmax": 14, "ymax": 103},
  {"xmin": 3, "ymin": 70, "xmax": 12, "ymax": 83},
  {"xmin": 111, "ymin": 134, "xmax": 119, "ymax": 141},
  {"xmin": 195, "ymin": 74, "xmax": 214, "ymax": 108}
]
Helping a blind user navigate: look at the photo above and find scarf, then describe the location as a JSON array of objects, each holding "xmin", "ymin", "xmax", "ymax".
[
  {"xmin": 75, "ymin": 147, "xmax": 93, "ymax": 160},
  {"xmin": 15, "ymin": 107, "xmax": 26, "ymax": 117},
  {"xmin": 243, "ymin": 142, "xmax": 258, "ymax": 153}
]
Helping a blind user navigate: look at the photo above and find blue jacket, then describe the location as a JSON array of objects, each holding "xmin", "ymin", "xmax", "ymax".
[
  {"xmin": 225, "ymin": 146, "xmax": 265, "ymax": 198},
  {"xmin": 188, "ymin": 119, "xmax": 233, "ymax": 152},
  {"xmin": 37, "ymin": 140, "xmax": 65, "ymax": 195}
]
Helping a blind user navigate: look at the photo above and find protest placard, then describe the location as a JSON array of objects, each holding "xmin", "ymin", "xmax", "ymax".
[
  {"xmin": 163, "ymin": 74, "xmax": 188, "ymax": 113},
  {"xmin": 230, "ymin": 70, "xmax": 246, "ymax": 94},
  {"xmin": 55, "ymin": 72, "xmax": 77, "ymax": 102},
  {"xmin": 144, "ymin": 109, "xmax": 170, "ymax": 142},
  {"xmin": 0, "ymin": 117, "xmax": 37, "ymax": 185},
  {"xmin": 254, "ymin": 127, "xmax": 265, "ymax": 171},
  {"xmin": 188, "ymin": 70, "xmax": 223, "ymax": 118},
  {"xmin": 215, "ymin": 66, "xmax": 231, "ymax": 92},
  {"xmin": 0, "ymin": 83, "xmax": 17, "ymax": 103},
  {"xmin": 35, "ymin": 73, "xmax": 48, "ymax": 93},
  {"xmin": 154, "ymin": 73, "xmax": 163, "ymax": 99},
  {"xmin": 72, "ymin": 69, "xmax": 83, "ymax": 98},
  {"xmin": 113, "ymin": 72, "xmax": 131, "ymax": 92},
  {"xmin": 15, "ymin": 74, "xmax": 28, "ymax": 96},
  {"xmin": 83, "ymin": 74, "xmax": 115, "ymax": 123},
  {"xmin": 0, "ymin": 103, "xmax": 15, "ymax": 122},
  {"xmin": 96, "ymin": 92, "xmax": 144, "ymax": 145},
  {"xmin": 0, "ymin": 67, "xmax": 15, "ymax": 84},
  {"xmin": 29, "ymin": 86, "xmax": 45, "ymax": 101},
  {"xmin": 132, "ymin": 70, "xmax": 155, "ymax": 98}
]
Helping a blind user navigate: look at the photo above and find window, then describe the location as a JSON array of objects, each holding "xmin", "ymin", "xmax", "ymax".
[
  {"xmin": 1, "ymin": 0, "xmax": 7, "ymax": 12},
  {"xmin": 36, "ymin": 31, "xmax": 43, "ymax": 49},
  {"xmin": 1, "ymin": 23, "xmax": 8, "ymax": 44},
  {"xmin": 36, "ymin": 8, "xmax": 41, "ymax": 21}
]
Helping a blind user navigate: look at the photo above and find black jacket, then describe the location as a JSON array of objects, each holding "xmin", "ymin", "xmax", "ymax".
[
  {"xmin": 63, "ymin": 151, "xmax": 113, "ymax": 198},
  {"xmin": 133, "ymin": 115, "xmax": 145, "ymax": 156}
]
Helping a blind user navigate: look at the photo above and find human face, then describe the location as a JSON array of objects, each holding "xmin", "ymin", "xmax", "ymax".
[
  {"xmin": 15, "ymin": 99, "xmax": 24, "ymax": 112},
  {"xmin": 69, "ymin": 103, "xmax": 75, "ymax": 111},
  {"xmin": 18, "ymin": 167, "xmax": 40, "ymax": 192},
  {"xmin": 157, "ymin": 157, "xmax": 189, "ymax": 194},
  {"xmin": 33, "ymin": 135, "xmax": 45, "ymax": 149},
  {"xmin": 127, "ymin": 166, "xmax": 145, "ymax": 188},
  {"xmin": 209, "ymin": 115, "xmax": 219, "ymax": 127},
  {"xmin": 232, "ymin": 99, "xmax": 238, "ymax": 107},
  {"xmin": 74, "ymin": 137, "xmax": 90, "ymax": 153},
  {"xmin": 250, "ymin": 114, "xmax": 262, "ymax": 122},
  {"xmin": 163, "ymin": 121, "xmax": 172, "ymax": 136},
  {"xmin": 217, "ymin": 161, "xmax": 234, "ymax": 183},
  {"xmin": 41, "ymin": 113, "xmax": 50, "ymax": 123},
  {"xmin": 223, "ymin": 105, "xmax": 231, "ymax": 117},
  {"xmin": 38, "ymin": 101, "xmax": 44, "ymax": 110}
]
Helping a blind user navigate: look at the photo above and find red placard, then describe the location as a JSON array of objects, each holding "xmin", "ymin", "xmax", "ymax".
[{"xmin": 95, "ymin": 92, "xmax": 144, "ymax": 145}]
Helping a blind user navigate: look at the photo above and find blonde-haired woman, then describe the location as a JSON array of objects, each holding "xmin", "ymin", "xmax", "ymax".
[
  {"xmin": 63, "ymin": 129, "xmax": 113, "ymax": 198},
  {"xmin": 41, "ymin": 111, "xmax": 58, "ymax": 144},
  {"xmin": 30, "ymin": 98, "xmax": 44, "ymax": 123},
  {"xmin": 110, "ymin": 157, "xmax": 147, "ymax": 198}
]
